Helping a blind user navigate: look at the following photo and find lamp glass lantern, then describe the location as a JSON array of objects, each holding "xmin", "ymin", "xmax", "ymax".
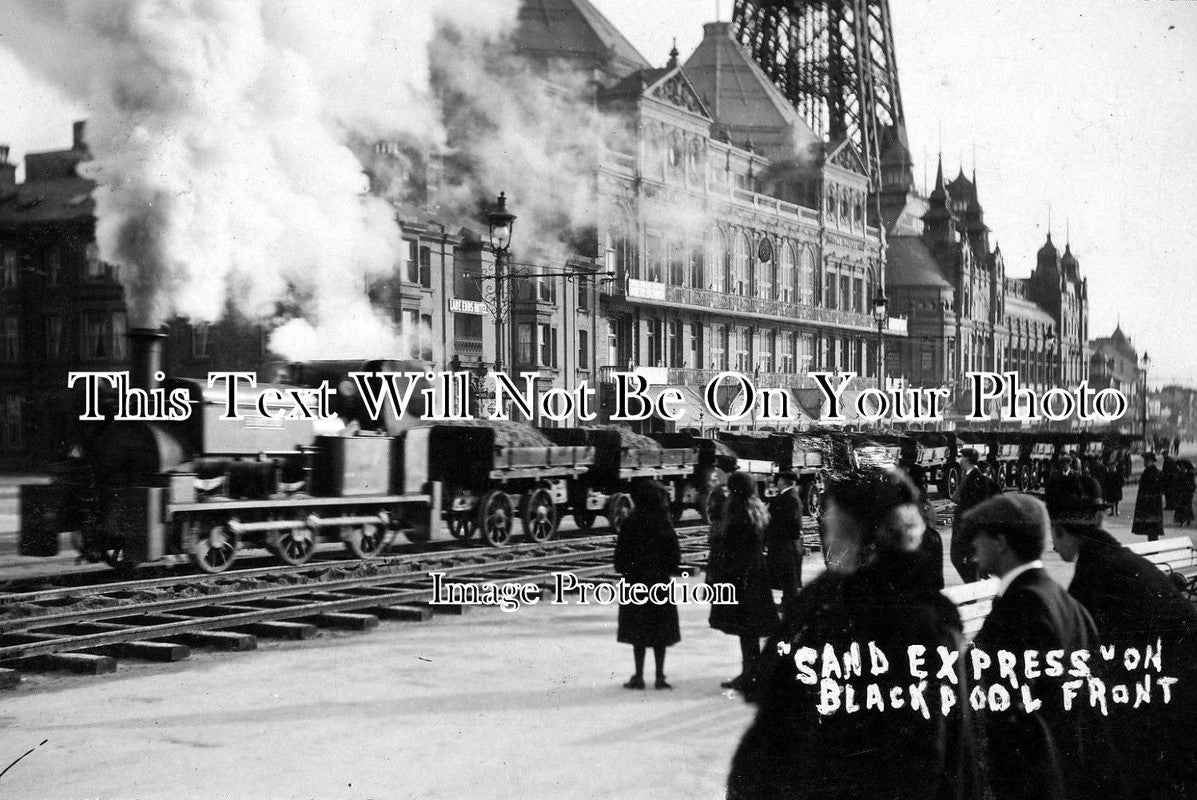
[
  {"xmin": 872, "ymin": 291, "xmax": 888, "ymax": 323},
  {"xmin": 487, "ymin": 191, "xmax": 516, "ymax": 252}
]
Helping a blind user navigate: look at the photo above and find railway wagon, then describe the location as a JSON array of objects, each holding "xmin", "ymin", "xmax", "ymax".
[
  {"xmin": 432, "ymin": 423, "xmax": 594, "ymax": 546},
  {"xmin": 648, "ymin": 432, "xmax": 738, "ymax": 522},
  {"xmin": 901, "ymin": 431, "xmax": 956, "ymax": 495},
  {"xmin": 539, "ymin": 427, "xmax": 697, "ymax": 533},
  {"xmin": 716, "ymin": 431, "xmax": 828, "ymax": 514}
]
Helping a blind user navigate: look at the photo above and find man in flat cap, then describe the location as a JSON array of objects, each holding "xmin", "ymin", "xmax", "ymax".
[
  {"xmin": 963, "ymin": 494, "xmax": 1126, "ymax": 800},
  {"xmin": 1051, "ymin": 477, "xmax": 1197, "ymax": 799}
]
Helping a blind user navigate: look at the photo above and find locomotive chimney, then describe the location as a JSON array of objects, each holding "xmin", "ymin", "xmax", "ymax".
[{"xmin": 128, "ymin": 327, "xmax": 168, "ymax": 391}]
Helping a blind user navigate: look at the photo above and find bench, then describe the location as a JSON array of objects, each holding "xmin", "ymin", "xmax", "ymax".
[
  {"xmin": 1127, "ymin": 536, "xmax": 1197, "ymax": 600},
  {"xmin": 942, "ymin": 535, "xmax": 1197, "ymax": 638}
]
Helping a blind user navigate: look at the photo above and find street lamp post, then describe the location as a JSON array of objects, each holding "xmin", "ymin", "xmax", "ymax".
[
  {"xmin": 1141, "ymin": 351, "xmax": 1151, "ymax": 450},
  {"xmin": 872, "ymin": 291, "xmax": 888, "ymax": 387},
  {"xmin": 487, "ymin": 192, "xmax": 516, "ymax": 373}
]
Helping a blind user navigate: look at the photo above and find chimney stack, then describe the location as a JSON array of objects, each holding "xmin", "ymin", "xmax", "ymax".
[
  {"xmin": 73, "ymin": 120, "xmax": 87, "ymax": 151},
  {"xmin": 0, "ymin": 145, "xmax": 14, "ymax": 187},
  {"xmin": 128, "ymin": 328, "xmax": 168, "ymax": 392}
]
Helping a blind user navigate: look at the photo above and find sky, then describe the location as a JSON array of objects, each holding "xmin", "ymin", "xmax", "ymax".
[{"xmin": 1, "ymin": 0, "xmax": 1194, "ymax": 385}]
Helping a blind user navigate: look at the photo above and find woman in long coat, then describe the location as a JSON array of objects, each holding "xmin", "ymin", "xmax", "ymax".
[
  {"xmin": 1103, "ymin": 454, "xmax": 1125, "ymax": 516},
  {"xmin": 1173, "ymin": 460, "xmax": 1194, "ymax": 526},
  {"xmin": 728, "ymin": 469, "xmax": 979, "ymax": 800},
  {"xmin": 1132, "ymin": 453, "xmax": 1164, "ymax": 541},
  {"xmin": 708, "ymin": 471, "xmax": 778, "ymax": 692},
  {"xmin": 614, "ymin": 479, "xmax": 681, "ymax": 689},
  {"xmin": 1053, "ymin": 488, "xmax": 1197, "ymax": 799}
]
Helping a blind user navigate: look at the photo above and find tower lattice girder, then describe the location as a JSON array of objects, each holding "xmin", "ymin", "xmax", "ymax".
[{"xmin": 733, "ymin": 0, "xmax": 905, "ymax": 190}]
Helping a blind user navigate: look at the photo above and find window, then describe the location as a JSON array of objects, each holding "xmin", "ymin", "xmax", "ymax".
[
  {"xmin": 756, "ymin": 244, "xmax": 774, "ymax": 300},
  {"xmin": 667, "ymin": 319, "xmax": 682, "ymax": 368},
  {"xmin": 420, "ymin": 314, "xmax": 433, "ymax": 361},
  {"xmin": 517, "ymin": 323, "xmax": 534, "ymax": 364},
  {"xmin": 405, "ymin": 241, "xmax": 419, "ymax": 284},
  {"xmin": 418, "ymin": 246, "xmax": 432, "ymax": 288},
  {"xmin": 454, "ymin": 314, "xmax": 484, "ymax": 355},
  {"xmin": 535, "ymin": 276, "xmax": 556, "ymax": 304},
  {"xmin": 577, "ymin": 276, "xmax": 589, "ymax": 311},
  {"xmin": 44, "ymin": 316, "xmax": 63, "ymax": 360},
  {"xmin": 796, "ymin": 248, "xmax": 816, "ymax": 305},
  {"xmin": 668, "ymin": 238, "xmax": 685, "ymax": 286},
  {"xmin": 708, "ymin": 228, "xmax": 727, "ymax": 293},
  {"xmin": 759, "ymin": 329, "xmax": 775, "ymax": 373},
  {"xmin": 853, "ymin": 278, "xmax": 863, "ymax": 313},
  {"xmin": 780, "ymin": 332, "xmax": 795, "ymax": 374},
  {"xmin": 82, "ymin": 312, "xmax": 109, "ymax": 360},
  {"xmin": 1, "ymin": 393, "xmax": 21, "ymax": 451},
  {"xmin": 689, "ymin": 240, "xmax": 704, "ymax": 288},
  {"xmin": 191, "ymin": 322, "xmax": 210, "ymax": 359},
  {"xmin": 538, "ymin": 323, "xmax": 555, "ymax": 367},
  {"xmin": 689, "ymin": 322, "xmax": 701, "ymax": 369},
  {"xmin": 798, "ymin": 333, "xmax": 815, "ymax": 372},
  {"xmin": 2, "ymin": 248, "xmax": 16, "ymax": 287},
  {"xmin": 732, "ymin": 232, "xmax": 750, "ymax": 296},
  {"xmin": 1, "ymin": 316, "xmax": 18, "ymax": 362},
  {"xmin": 734, "ymin": 327, "xmax": 750, "ymax": 372},
  {"xmin": 712, "ymin": 324, "xmax": 728, "ymax": 370},
  {"xmin": 647, "ymin": 318, "xmax": 662, "ymax": 367},
  {"xmin": 578, "ymin": 330, "xmax": 589, "ymax": 369},
  {"xmin": 840, "ymin": 276, "xmax": 852, "ymax": 312},
  {"xmin": 825, "ymin": 272, "xmax": 837, "ymax": 308},
  {"xmin": 45, "ymin": 248, "xmax": 60, "ymax": 285},
  {"xmin": 645, "ymin": 234, "xmax": 664, "ymax": 282},
  {"xmin": 778, "ymin": 244, "xmax": 794, "ymax": 303}
]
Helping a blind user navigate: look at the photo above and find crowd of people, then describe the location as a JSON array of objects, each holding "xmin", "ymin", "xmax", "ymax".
[{"xmin": 610, "ymin": 448, "xmax": 1197, "ymax": 800}]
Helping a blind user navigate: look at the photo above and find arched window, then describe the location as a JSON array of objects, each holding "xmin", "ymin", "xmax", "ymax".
[
  {"xmin": 756, "ymin": 238, "xmax": 774, "ymax": 300},
  {"xmin": 797, "ymin": 247, "xmax": 817, "ymax": 305},
  {"xmin": 707, "ymin": 227, "xmax": 727, "ymax": 293},
  {"xmin": 732, "ymin": 231, "xmax": 750, "ymax": 296},
  {"xmin": 779, "ymin": 243, "xmax": 796, "ymax": 303}
]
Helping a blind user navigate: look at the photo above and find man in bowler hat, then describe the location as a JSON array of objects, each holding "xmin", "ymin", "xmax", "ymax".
[
  {"xmin": 765, "ymin": 470, "xmax": 804, "ymax": 606},
  {"xmin": 950, "ymin": 448, "xmax": 991, "ymax": 582}
]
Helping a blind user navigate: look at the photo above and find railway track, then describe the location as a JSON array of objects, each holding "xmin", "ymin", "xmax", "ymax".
[{"xmin": 0, "ymin": 528, "xmax": 711, "ymax": 688}]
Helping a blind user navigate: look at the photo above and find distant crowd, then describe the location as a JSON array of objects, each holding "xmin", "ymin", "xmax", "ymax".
[{"xmin": 611, "ymin": 450, "xmax": 1197, "ymax": 800}]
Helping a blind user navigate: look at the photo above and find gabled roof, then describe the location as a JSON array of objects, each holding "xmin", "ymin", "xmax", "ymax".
[
  {"xmin": 0, "ymin": 175, "xmax": 94, "ymax": 226},
  {"xmin": 515, "ymin": 0, "xmax": 651, "ymax": 80},
  {"xmin": 825, "ymin": 138, "xmax": 867, "ymax": 176},
  {"xmin": 887, "ymin": 236, "xmax": 951, "ymax": 287},
  {"xmin": 603, "ymin": 64, "xmax": 712, "ymax": 119}
]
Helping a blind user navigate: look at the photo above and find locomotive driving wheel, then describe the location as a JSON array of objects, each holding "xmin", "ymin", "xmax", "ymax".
[
  {"xmin": 477, "ymin": 490, "xmax": 514, "ymax": 547},
  {"xmin": 342, "ymin": 523, "xmax": 386, "ymax": 559},
  {"xmin": 574, "ymin": 510, "xmax": 597, "ymax": 530},
  {"xmin": 447, "ymin": 513, "xmax": 475, "ymax": 541},
  {"xmin": 191, "ymin": 522, "xmax": 239, "ymax": 574},
  {"xmin": 269, "ymin": 526, "xmax": 316, "ymax": 566},
  {"xmin": 606, "ymin": 493, "xmax": 633, "ymax": 534},
  {"xmin": 522, "ymin": 487, "xmax": 559, "ymax": 543}
]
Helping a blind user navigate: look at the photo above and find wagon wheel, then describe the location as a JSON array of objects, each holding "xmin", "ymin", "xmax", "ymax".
[
  {"xmin": 1017, "ymin": 464, "xmax": 1032, "ymax": 492},
  {"xmin": 803, "ymin": 483, "xmax": 821, "ymax": 518},
  {"xmin": 942, "ymin": 465, "xmax": 961, "ymax": 498},
  {"xmin": 447, "ymin": 513, "xmax": 475, "ymax": 541},
  {"xmin": 269, "ymin": 526, "xmax": 316, "ymax": 566},
  {"xmin": 574, "ymin": 510, "xmax": 597, "ymax": 531},
  {"xmin": 606, "ymin": 493, "xmax": 633, "ymax": 534},
  {"xmin": 97, "ymin": 536, "xmax": 138, "ymax": 575},
  {"xmin": 190, "ymin": 522, "xmax": 238, "ymax": 574},
  {"xmin": 521, "ymin": 487, "xmax": 558, "ymax": 543},
  {"xmin": 477, "ymin": 491, "xmax": 514, "ymax": 547},
  {"xmin": 342, "ymin": 523, "xmax": 387, "ymax": 559}
]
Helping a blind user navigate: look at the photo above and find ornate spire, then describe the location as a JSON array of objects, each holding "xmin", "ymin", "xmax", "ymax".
[{"xmin": 667, "ymin": 38, "xmax": 679, "ymax": 69}]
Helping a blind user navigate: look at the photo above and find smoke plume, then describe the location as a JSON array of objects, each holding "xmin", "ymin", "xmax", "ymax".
[{"xmin": 0, "ymin": 0, "xmax": 515, "ymax": 360}]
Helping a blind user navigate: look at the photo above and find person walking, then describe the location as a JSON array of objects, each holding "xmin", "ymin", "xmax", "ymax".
[
  {"xmin": 1103, "ymin": 453, "xmax": 1125, "ymax": 516},
  {"xmin": 950, "ymin": 448, "xmax": 991, "ymax": 582},
  {"xmin": 1161, "ymin": 454, "xmax": 1178, "ymax": 511},
  {"xmin": 764, "ymin": 470, "xmax": 804, "ymax": 607},
  {"xmin": 727, "ymin": 469, "xmax": 979, "ymax": 800},
  {"xmin": 1051, "ymin": 477, "xmax": 1197, "ymax": 799},
  {"xmin": 1133, "ymin": 452, "xmax": 1165, "ymax": 541},
  {"xmin": 1174, "ymin": 459, "xmax": 1194, "ymax": 526},
  {"xmin": 614, "ymin": 480, "xmax": 681, "ymax": 690},
  {"xmin": 708, "ymin": 471, "xmax": 778, "ymax": 693},
  {"xmin": 963, "ymin": 493, "xmax": 1127, "ymax": 800}
]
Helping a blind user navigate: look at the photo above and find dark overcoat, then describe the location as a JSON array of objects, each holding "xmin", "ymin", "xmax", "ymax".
[
  {"xmin": 1174, "ymin": 470, "xmax": 1194, "ymax": 525},
  {"xmin": 1103, "ymin": 463, "xmax": 1124, "ymax": 503},
  {"xmin": 1132, "ymin": 464, "xmax": 1164, "ymax": 538},
  {"xmin": 1069, "ymin": 538, "xmax": 1197, "ymax": 798},
  {"xmin": 1161, "ymin": 457, "xmax": 1178, "ymax": 509},
  {"xmin": 973, "ymin": 568, "xmax": 1127, "ymax": 800},
  {"xmin": 727, "ymin": 552, "xmax": 980, "ymax": 800},
  {"xmin": 614, "ymin": 513, "xmax": 681, "ymax": 648},
  {"xmin": 708, "ymin": 511, "xmax": 778, "ymax": 638},
  {"xmin": 764, "ymin": 488, "xmax": 804, "ymax": 595}
]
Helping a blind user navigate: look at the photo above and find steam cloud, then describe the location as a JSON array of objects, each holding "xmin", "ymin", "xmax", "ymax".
[{"xmin": 0, "ymin": 0, "xmax": 516, "ymax": 361}]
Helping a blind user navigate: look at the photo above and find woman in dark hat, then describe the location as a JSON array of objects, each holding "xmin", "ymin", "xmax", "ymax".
[
  {"xmin": 614, "ymin": 479, "xmax": 681, "ymax": 690},
  {"xmin": 1103, "ymin": 453, "xmax": 1125, "ymax": 516},
  {"xmin": 1173, "ymin": 459, "xmax": 1194, "ymax": 526},
  {"xmin": 1132, "ymin": 452, "xmax": 1164, "ymax": 541},
  {"xmin": 708, "ymin": 471, "xmax": 778, "ymax": 692},
  {"xmin": 727, "ymin": 469, "xmax": 978, "ymax": 800},
  {"xmin": 1052, "ymin": 477, "xmax": 1197, "ymax": 799}
]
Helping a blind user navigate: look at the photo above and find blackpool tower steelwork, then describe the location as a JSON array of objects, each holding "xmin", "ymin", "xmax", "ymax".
[{"xmin": 732, "ymin": 0, "xmax": 907, "ymax": 193}]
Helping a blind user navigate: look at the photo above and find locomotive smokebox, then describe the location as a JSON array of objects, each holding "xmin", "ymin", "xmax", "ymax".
[{"xmin": 128, "ymin": 327, "xmax": 168, "ymax": 391}]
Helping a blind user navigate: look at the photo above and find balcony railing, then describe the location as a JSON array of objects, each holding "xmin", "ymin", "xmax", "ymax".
[
  {"xmin": 599, "ymin": 365, "xmax": 878, "ymax": 392},
  {"xmin": 453, "ymin": 337, "xmax": 484, "ymax": 355}
]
